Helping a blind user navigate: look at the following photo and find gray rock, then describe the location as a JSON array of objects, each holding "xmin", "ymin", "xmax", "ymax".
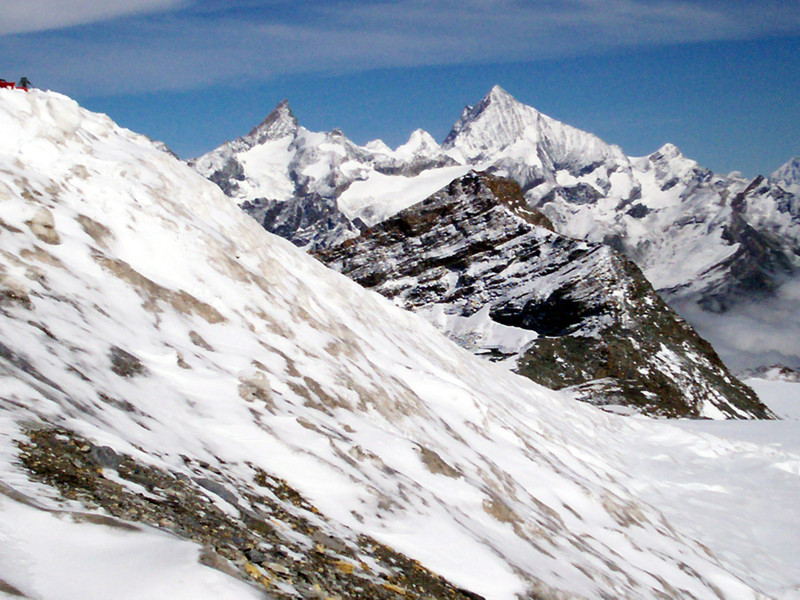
[
  {"xmin": 109, "ymin": 346, "xmax": 148, "ymax": 378},
  {"xmin": 89, "ymin": 445, "xmax": 121, "ymax": 470},
  {"xmin": 193, "ymin": 477, "xmax": 239, "ymax": 507}
]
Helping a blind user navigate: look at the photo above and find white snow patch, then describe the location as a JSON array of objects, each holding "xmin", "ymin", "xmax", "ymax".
[
  {"xmin": 0, "ymin": 494, "xmax": 260, "ymax": 600},
  {"xmin": 337, "ymin": 165, "xmax": 472, "ymax": 226}
]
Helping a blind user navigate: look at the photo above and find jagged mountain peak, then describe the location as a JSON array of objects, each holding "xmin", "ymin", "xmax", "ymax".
[
  {"xmin": 442, "ymin": 86, "xmax": 624, "ymax": 171},
  {"xmin": 364, "ymin": 138, "xmax": 393, "ymax": 154},
  {"xmin": 772, "ymin": 156, "xmax": 800, "ymax": 185},
  {"xmin": 244, "ymin": 98, "xmax": 298, "ymax": 145},
  {"xmin": 473, "ymin": 84, "xmax": 526, "ymax": 117},
  {"xmin": 442, "ymin": 85, "xmax": 536, "ymax": 156},
  {"xmin": 487, "ymin": 83, "xmax": 516, "ymax": 101},
  {"xmin": 651, "ymin": 142, "xmax": 684, "ymax": 160}
]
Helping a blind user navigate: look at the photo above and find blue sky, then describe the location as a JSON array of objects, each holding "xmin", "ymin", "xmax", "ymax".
[{"xmin": 1, "ymin": 0, "xmax": 798, "ymax": 176}]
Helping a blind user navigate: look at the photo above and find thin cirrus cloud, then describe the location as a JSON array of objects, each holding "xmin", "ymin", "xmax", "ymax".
[
  {"xmin": 0, "ymin": 0, "xmax": 188, "ymax": 35},
  {"xmin": 1, "ymin": 0, "xmax": 799, "ymax": 95}
]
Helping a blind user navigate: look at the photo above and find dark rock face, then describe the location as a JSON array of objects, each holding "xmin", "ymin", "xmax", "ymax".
[
  {"xmin": 241, "ymin": 194, "xmax": 359, "ymax": 251},
  {"xmin": 208, "ymin": 156, "xmax": 245, "ymax": 197},
  {"xmin": 627, "ymin": 203, "xmax": 650, "ymax": 219},
  {"xmin": 540, "ymin": 183, "xmax": 604, "ymax": 206},
  {"xmin": 695, "ymin": 214, "xmax": 794, "ymax": 312},
  {"xmin": 109, "ymin": 346, "xmax": 148, "ymax": 378},
  {"xmin": 317, "ymin": 172, "xmax": 772, "ymax": 418}
]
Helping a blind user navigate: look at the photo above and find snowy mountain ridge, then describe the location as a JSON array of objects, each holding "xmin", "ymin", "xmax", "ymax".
[
  {"xmin": 3, "ymin": 89, "xmax": 800, "ymax": 599},
  {"xmin": 195, "ymin": 87, "xmax": 800, "ymax": 371},
  {"xmin": 191, "ymin": 101, "xmax": 465, "ymax": 247}
]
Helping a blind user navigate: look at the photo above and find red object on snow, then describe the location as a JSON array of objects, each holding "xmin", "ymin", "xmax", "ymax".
[{"xmin": 0, "ymin": 81, "xmax": 16, "ymax": 90}]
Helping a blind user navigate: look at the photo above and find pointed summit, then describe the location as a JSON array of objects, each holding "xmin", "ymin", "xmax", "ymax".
[
  {"xmin": 394, "ymin": 128, "xmax": 441, "ymax": 159},
  {"xmin": 772, "ymin": 156, "xmax": 800, "ymax": 185},
  {"xmin": 650, "ymin": 143, "xmax": 684, "ymax": 162},
  {"xmin": 484, "ymin": 84, "xmax": 518, "ymax": 105},
  {"xmin": 245, "ymin": 99, "xmax": 298, "ymax": 146},
  {"xmin": 441, "ymin": 85, "xmax": 621, "ymax": 172},
  {"xmin": 442, "ymin": 85, "xmax": 532, "ymax": 155}
]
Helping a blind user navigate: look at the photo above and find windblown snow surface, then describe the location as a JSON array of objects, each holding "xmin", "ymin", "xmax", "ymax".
[{"xmin": 1, "ymin": 90, "xmax": 799, "ymax": 599}]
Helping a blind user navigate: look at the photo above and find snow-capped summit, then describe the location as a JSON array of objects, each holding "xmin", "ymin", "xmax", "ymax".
[
  {"xmin": 442, "ymin": 85, "xmax": 626, "ymax": 172},
  {"xmin": 644, "ymin": 142, "xmax": 710, "ymax": 185},
  {"xmin": 394, "ymin": 128, "xmax": 442, "ymax": 160},
  {"xmin": 442, "ymin": 85, "xmax": 533, "ymax": 157},
  {"xmin": 650, "ymin": 142, "xmax": 683, "ymax": 160},
  {"xmin": 243, "ymin": 98, "xmax": 298, "ymax": 146},
  {"xmin": 772, "ymin": 156, "xmax": 800, "ymax": 194}
]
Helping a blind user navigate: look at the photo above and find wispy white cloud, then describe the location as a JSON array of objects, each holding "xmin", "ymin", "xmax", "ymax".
[
  {"xmin": 0, "ymin": 0, "xmax": 188, "ymax": 35},
  {"xmin": 673, "ymin": 281, "xmax": 800, "ymax": 371},
  {"xmin": 1, "ymin": 0, "xmax": 798, "ymax": 95}
]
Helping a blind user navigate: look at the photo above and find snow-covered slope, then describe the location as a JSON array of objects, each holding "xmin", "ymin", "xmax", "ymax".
[{"xmin": 4, "ymin": 90, "xmax": 800, "ymax": 599}]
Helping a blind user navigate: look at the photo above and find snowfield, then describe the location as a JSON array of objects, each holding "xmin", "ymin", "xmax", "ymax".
[{"xmin": 0, "ymin": 89, "xmax": 799, "ymax": 599}]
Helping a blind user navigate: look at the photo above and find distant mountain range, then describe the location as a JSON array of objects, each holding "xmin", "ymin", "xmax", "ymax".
[
  {"xmin": 193, "ymin": 86, "xmax": 800, "ymax": 375},
  {"xmin": 5, "ymin": 89, "xmax": 795, "ymax": 600}
]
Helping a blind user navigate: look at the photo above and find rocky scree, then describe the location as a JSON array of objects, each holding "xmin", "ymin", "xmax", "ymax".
[{"xmin": 16, "ymin": 426, "xmax": 491, "ymax": 600}]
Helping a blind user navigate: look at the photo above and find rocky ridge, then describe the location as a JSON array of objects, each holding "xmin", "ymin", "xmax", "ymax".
[
  {"xmin": 15, "ymin": 426, "xmax": 484, "ymax": 600},
  {"xmin": 316, "ymin": 172, "xmax": 771, "ymax": 418}
]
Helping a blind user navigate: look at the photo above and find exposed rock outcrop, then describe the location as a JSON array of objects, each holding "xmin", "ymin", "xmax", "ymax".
[{"xmin": 317, "ymin": 172, "xmax": 772, "ymax": 418}]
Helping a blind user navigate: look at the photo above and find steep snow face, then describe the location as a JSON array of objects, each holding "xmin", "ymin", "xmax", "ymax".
[
  {"xmin": 1, "ymin": 90, "xmax": 794, "ymax": 599},
  {"xmin": 443, "ymin": 86, "xmax": 628, "ymax": 172}
]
